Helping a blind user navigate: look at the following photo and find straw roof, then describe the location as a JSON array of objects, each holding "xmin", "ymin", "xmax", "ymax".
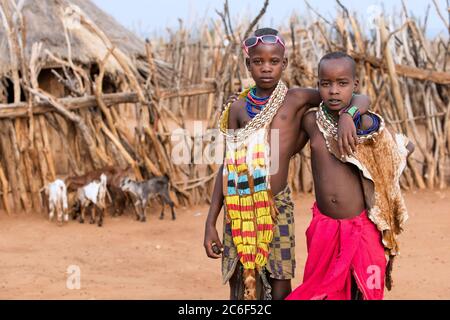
[{"xmin": 0, "ymin": 0, "xmax": 169, "ymax": 77}]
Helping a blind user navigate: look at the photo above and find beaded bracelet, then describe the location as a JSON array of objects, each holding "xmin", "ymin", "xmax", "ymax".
[
  {"xmin": 344, "ymin": 105, "xmax": 359, "ymax": 118},
  {"xmin": 340, "ymin": 105, "xmax": 357, "ymax": 117}
]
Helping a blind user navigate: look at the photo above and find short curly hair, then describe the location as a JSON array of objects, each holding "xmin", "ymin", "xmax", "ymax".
[{"xmin": 319, "ymin": 51, "xmax": 356, "ymax": 78}]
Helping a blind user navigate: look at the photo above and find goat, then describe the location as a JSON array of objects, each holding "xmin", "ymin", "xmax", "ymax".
[
  {"xmin": 66, "ymin": 166, "xmax": 133, "ymax": 216},
  {"xmin": 77, "ymin": 174, "xmax": 108, "ymax": 227},
  {"xmin": 65, "ymin": 166, "xmax": 121, "ymax": 192},
  {"xmin": 120, "ymin": 175, "xmax": 176, "ymax": 222},
  {"xmin": 41, "ymin": 179, "xmax": 69, "ymax": 226}
]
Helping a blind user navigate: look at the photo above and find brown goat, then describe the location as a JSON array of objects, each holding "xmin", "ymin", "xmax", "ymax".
[
  {"xmin": 65, "ymin": 166, "xmax": 132, "ymax": 192},
  {"xmin": 66, "ymin": 166, "xmax": 134, "ymax": 216}
]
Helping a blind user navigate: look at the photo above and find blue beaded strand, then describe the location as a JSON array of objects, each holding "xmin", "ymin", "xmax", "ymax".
[
  {"xmin": 245, "ymin": 87, "xmax": 270, "ymax": 119},
  {"xmin": 356, "ymin": 113, "xmax": 380, "ymax": 135}
]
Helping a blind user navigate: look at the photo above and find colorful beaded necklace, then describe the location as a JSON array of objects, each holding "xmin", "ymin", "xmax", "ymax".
[
  {"xmin": 246, "ymin": 87, "xmax": 271, "ymax": 119},
  {"xmin": 321, "ymin": 103, "xmax": 380, "ymax": 136},
  {"xmin": 322, "ymin": 104, "xmax": 340, "ymax": 123}
]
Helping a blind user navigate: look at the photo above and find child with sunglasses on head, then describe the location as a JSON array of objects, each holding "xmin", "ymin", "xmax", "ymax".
[
  {"xmin": 286, "ymin": 52, "xmax": 415, "ymax": 300},
  {"xmin": 203, "ymin": 28, "xmax": 371, "ymax": 300}
]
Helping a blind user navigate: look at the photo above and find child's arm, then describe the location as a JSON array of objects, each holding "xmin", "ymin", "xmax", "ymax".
[
  {"xmin": 298, "ymin": 110, "xmax": 314, "ymax": 149},
  {"xmin": 295, "ymin": 129, "xmax": 310, "ymax": 155},
  {"xmin": 337, "ymin": 95, "xmax": 371, "ymax": 157},
  {"xmin": 298, "ymin": 89, "xmax": 371, "ymax": 157},
  {"xmin": 204, "ymin": 164, "xmax": 225, "ymax": 259}
]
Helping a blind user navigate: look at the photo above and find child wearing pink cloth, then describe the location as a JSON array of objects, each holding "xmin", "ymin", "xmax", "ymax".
[
  {"xmin": 286, "ymin": 52, "xmax": 414, "ymax": 300},
  {"xmin": 286, "ymin": 203, "xmax": 386, "ymax": 300}
]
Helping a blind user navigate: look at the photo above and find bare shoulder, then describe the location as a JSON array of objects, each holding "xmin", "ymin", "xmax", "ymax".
[
  {"xmin": 229, "ymin": 98, "xmax": 245, "ymax": 114},
  {"xmin": 288, "ymin": 87, "xmax": 319, "ymax": 98},
  {"xmin": 302, "ymin": 109, "xmax": 317, "ymax": 130},
  {"xmin": 287, "ymin": 87, "xmax": 320, "ymax": 101},
  {"xmin": 285, "ymin": 87, "xmax": 321, "ymax": 110},
  {"xmin": 303, "ymin": 109, "xmax": 317, "ymax": 123},
  {"xmin": 228, "ymin": 98, "xmax": 245, "ymax": 129}
]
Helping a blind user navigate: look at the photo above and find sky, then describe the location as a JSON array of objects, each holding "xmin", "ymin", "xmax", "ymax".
[{"xmin": 92, "ymin": 0, "xmax": 448, "ymax": 39}]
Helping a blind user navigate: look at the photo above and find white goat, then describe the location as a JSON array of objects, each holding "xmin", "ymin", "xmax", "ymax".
[
  {"xmin": 77, "ymin": 174, "xmax": 107, "ymax": 227},
  {"xmin": 42, "ymin": 179, "xmax": 69, "ymax": 226}
]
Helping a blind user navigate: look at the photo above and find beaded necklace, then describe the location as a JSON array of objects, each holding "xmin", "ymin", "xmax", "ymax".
[
  {"xmin": 246, "ymin": 87, "xmax": 271, "ymax": 119},
  {"xmin": 318, "ymin": 102, "xmax": 384, "ymax": 143},
  {"xmin": 322, "ymin": 104, "xmax": 340, "ymax": 123},
  {"xmin": 219, "ymin": 82, "xmax": 289, "ymax": 296},
  {"xmin": 322, "ymin": 103, "xmax": 380, "ymax": 136}
]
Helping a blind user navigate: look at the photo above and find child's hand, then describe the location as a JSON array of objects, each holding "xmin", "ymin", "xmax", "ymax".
[
  {"xmin": 338, "ymin": 114, "xmax": 358, "ymax": 157},
  {"xmin": 204, "ymin": 224, "xmax": 224, "ymax": 259}
]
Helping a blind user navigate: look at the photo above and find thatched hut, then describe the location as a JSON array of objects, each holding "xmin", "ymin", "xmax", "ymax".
[
  {"xmin": 0, "ymin": 0, "xmax": 178, "ymax": 214},
  {"xmin": 0, "ymin": 0, "xmax": 174, "ymax": 99}
]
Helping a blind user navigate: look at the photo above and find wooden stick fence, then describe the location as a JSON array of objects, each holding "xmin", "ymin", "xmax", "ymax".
[{"xmin": 0, "ymin": 0, "xmax": 448, "ymax": 215}]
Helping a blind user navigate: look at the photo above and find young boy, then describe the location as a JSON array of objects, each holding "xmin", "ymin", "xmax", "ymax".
[
  {"xmin": 286, "ymin": 52, "xmax": 415, "ymax": 300},
  {"xmin": 203, "ymin": 29, "xmax": 371, "ymax": 300}
]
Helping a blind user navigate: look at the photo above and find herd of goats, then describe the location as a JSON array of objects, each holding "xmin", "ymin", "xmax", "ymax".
[{"xmin": 40, "ymin": 166, "xmax": 176, "ymax": 227}]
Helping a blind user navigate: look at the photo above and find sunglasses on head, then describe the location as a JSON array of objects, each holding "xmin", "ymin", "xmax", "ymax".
[{"xmin": 242, "ymin": 35, "xmax": 286, "ymax": 54}]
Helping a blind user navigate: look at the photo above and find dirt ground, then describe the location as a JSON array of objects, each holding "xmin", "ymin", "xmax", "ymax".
[{"xmin": 0, "ymin": 189, "xmax": 449, "ymax": 300}]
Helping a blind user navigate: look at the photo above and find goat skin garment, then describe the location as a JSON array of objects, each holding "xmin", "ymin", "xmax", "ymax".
[{"xmin": 314, "ymin": 108, "xmax": 411, "ymax": 290}]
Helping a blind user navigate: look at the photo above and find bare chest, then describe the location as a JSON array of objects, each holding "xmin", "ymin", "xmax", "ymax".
[
  {"xmin": 308, "ymin": 123, "xmax": 362, "ymax": 183},
  {"xmin": 237, "ymin": 106, "xmax": 296, "ymax": 131}
]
